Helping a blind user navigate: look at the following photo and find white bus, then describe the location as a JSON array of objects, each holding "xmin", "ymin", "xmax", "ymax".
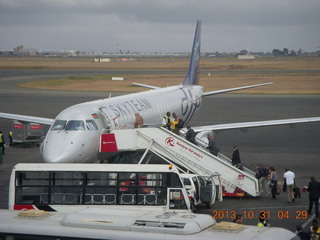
[
  {"xmin": 9, "ymin": 163, "xmax": 191, "ymax": 212},
  {"xmin": 0, "ymin": 208, "xmax": 299, "ymax": 240}
]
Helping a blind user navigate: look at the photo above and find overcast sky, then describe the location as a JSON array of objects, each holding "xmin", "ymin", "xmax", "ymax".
[{"xmin": 1, "ymin": 0, "xmax": 319, "ymax": 53}]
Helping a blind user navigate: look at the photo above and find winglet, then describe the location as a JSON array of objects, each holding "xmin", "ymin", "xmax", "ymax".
[{"xmin": 183, "ymin": 20, "xmax": 201, "ymax": 86}]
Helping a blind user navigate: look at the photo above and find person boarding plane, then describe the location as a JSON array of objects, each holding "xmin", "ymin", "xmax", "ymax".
[{"xmin": 0, "ymin": 20, "xmax": 319, "ymax": 163}]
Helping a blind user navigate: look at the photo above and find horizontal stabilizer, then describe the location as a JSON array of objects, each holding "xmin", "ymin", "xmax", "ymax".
[
  {"xmin": 132, "ymin": 82, "xmax": 160, "ymax": 89},
  {"xmin": 202, "ymin": 82, "xmax": 273, "ymax": 96},
  {"xmin": 188, "ymin": 117, "xmax": 320, "ymax": 133},
  {"xmin": 0, "ymin": 112, "xmax": 54, "ymax": 125}
]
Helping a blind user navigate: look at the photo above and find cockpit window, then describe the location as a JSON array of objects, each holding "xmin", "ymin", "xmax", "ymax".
[
  {"xmin": 65, "ymin": 120, "xmax": 85, "ymax": 131},
  {"xmin": 51, "ymin": 120, "xmax": 67, "ymax": 131},
  {"xmin": 86, "ymin": 120, "xmax": 98, "ymax": 130}
]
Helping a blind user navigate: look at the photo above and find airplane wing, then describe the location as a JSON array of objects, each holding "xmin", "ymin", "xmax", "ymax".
[
  {"xmin": 132, "ymin": 82, "xmax": 160, "ymax": 89},
  {"xmin": 202, "ymin": 82, "xmax": 273, "ymax": 96},
  {"xmin": 0, "ymin": 112, "xmax": 54, "ymax": 125},
  {"xmin": 188, "ymin": 117, "xmax": 320, "ymax": 133}
]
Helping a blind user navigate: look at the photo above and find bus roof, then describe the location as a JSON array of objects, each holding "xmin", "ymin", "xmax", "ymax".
[
  {"xmin": 0, "ymin": 208, "xmax": 297, "ymax": 240},
  {"xmin": 12, "ymin": 163, "xmax": 178, "ymax": 173}
]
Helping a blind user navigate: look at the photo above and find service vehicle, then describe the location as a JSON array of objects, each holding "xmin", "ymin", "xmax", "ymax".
[
  {"xmin": 9, "ymin": 163, "xmax": 191, "ymax": 212},
  {"xmin": 181, "ymin": 173, "xmax": 219, "ymax": 209},
  {"xmin": 0, "ymin": 208, "xmax": 299, "ymax": 240}
]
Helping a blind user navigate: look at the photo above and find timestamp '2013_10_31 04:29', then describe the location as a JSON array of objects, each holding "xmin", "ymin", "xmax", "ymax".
[{"xmin": 212, "ymin": 210, "xmax": 308, "ymax": 220}]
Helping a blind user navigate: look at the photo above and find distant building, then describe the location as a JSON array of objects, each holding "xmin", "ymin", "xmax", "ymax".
[
  {"xmin": 238, "ymin": 54, "xmax": 256, "ymax": 60},
  {"xmin": 94, "ymin": 58, "xmax": 111, "ymax": 63},
  {"xmin": 60, "ymin": 50, "xmax": 78, "ymax": 56},
  {"xmin": 13, "ymin": 45, "xmax": 24, "ymax": 52}
]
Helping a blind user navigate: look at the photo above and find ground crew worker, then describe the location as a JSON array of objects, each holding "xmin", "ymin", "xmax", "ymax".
[
  {"xmin": 257, "ymin": 212, "xmax": 269, "ymax": 227},
  {"xmin": 9, "ymin": 131, "xmax": 13, "ymax": 146},
  {"xmin": 310, "ymin": 219, "xmax": 320, "ymax": 240},
  {"xmin": 171, "ymin": 112, "xmax": 181, "ymax": 135},
  {"xmin": 162, "ymin": 112, "xmax": 172, "ymax": 131},
  {"xmin": 0, "ymin": 131, "xmax": 5, "ymax": 155}
]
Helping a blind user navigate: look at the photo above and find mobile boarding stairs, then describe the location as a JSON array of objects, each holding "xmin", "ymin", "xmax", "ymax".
[{"xmin": 103, "ymin": 127, "xmax": 260, "ymax": 199}]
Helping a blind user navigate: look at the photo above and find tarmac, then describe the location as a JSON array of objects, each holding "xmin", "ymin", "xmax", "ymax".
[{"xmin": 0, "ymin": 69, "xmax": 320, "ymax": 233}]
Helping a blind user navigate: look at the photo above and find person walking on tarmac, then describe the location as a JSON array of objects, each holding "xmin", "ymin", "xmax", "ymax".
[
  {"xmin": 255, "ymin": 164, "xmax": 270, "ymax": 197},
  {"xmin": 162, "ymin": 112, "xmax": 172, "ymax": 131},
  {"xmin": 284, "ymin": 168, "xmax": 296, "ymax": 203},
  {"xmin": 307, "ymin": 176, "xmax": 320, "ymax": 218},
  {"xmin": 309, "ymin": 219, "xmax": 320, "ymax": 240},
  {"xmin": 269, "ymin": 166, "xmax": 278, "ymax": 200},
  {"xmin": 0, "ymin": 131, "xmax": 5, "ymax": 155}
]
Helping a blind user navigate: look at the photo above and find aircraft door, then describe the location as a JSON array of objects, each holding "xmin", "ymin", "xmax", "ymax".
[{"xmin": 98, "ymin": 107, "xmax": 116, "ymax": 130}]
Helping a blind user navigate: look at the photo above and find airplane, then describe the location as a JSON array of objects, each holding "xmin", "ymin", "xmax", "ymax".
[{"xmin": 0, "ymin": 20, "xmax": 319, "ymax": 163}]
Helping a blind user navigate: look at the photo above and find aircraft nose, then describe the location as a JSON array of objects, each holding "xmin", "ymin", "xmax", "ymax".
[
  {"xmin": 41, "ymin": 131, "xmax": 97, "ymax": 163},
  {"xmin": 42, "ymin": 139, "xmax": 76, "ymax": 163}
]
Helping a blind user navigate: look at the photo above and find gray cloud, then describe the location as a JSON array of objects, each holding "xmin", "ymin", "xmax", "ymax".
[{"xmin": 0, "ymin": 0, "xmax": 319, "ymax": 52}]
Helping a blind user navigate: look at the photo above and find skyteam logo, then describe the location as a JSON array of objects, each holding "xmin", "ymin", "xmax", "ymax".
[
  {"xmin": 165, "ymin": 137, "xmax": 175, "ymax": 147},
  {"xmin": 180, "ymin": 87, "xmax": 201, "ymax": 125}
]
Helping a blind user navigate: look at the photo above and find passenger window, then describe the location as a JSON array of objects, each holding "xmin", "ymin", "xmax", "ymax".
[
  {"xmin": 65, "ymin": 120, "xmax": 85, "ymax": 131},
  {"xmin": 86, "ymin": 120, "xmax": 98, "ymax": 130},
  {"xmin": 51, "ymin": 120, "xmax": 67, "ymax": 131}
]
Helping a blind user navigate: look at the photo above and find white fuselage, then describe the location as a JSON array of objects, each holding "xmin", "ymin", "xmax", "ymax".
[{"xmin": 41, "ymin": 85, "xmax": 204, "ymax": 163}]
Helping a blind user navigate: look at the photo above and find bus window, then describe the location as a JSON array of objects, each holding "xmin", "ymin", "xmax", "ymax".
[
  {"xmin": 54, "ymin": 172, "xmax": 83, "ymax": 186},
  {"xmin": 18, "ymin": 171, "xmax": 50, "ymax": 186},
  {"xmin": 168, "ymin": 173, "xmax": 182, "ymax": 188},
  {"xmin": 16, "ymin": 171, "xmax": 51, "ymax": 206},
  {"xmin": 169, "ymin": 189, "xmax": 188, "ymax": 209},
  {"xmin": 87, "ymin": 172, "xmax": 117, "ymax": 186},
  {"xmin": 65, "ymin": 120, "xmax": 85, "ymax": 131}
]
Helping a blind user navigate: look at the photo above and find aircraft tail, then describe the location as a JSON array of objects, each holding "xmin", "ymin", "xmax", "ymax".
[{"xmin": 183, "ymin": 20, "xmax": 201, "ymax": 86}]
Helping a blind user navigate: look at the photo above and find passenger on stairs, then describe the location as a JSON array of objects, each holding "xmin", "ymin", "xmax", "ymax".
[
  {"xmin": 186, "ymin": 126, "xmax": 197, "ymax": 145},
  {"xmin": 231, "ymin": 144, "xmax": 242, "ymax": 170},
  {"xmin": 134, "ymin": 113, "xmax": 144, "ymax": 128},
  {"xmin": 206, "ymin": 134, "xmax": 220, "ymax": 156}
]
